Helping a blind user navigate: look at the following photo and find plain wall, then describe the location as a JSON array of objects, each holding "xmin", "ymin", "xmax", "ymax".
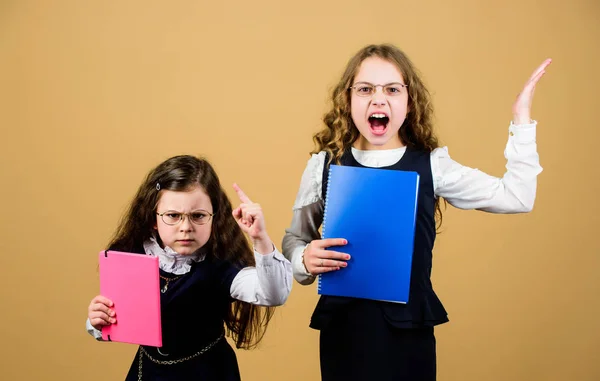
[{"xmin": 1, "ymin": 0, "xmax": 598, "ymax": 380}]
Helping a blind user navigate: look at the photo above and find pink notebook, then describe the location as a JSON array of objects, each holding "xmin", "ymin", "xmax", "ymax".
[{"xmin": 98, "ymin": 250, "xmax": 162, "ymax": 347}]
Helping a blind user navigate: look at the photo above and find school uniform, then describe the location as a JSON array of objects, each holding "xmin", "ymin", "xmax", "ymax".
[
  {"xmin": 282, "ymin": 121, "xmax": 542, "ymax": 381},
  {"xmin": 314, "ymin": 147, "xmax": 445, "ymax": 380},
  {"xmin": 87, "ymin": 238, "xmax": 292, "ymax": 381}
]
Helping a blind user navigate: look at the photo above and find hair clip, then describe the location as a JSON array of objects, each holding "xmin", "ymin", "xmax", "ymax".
[{"xmin": 156, "ymin": 182, "xmax": 161, "ymax": 191}]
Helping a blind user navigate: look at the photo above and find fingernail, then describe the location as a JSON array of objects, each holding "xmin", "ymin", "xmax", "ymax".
[
  {"xmin": 342, "ymin": 263, "xmax": 347, "ymax": 267},
  {"xmin": 346, "ymin": 255, "xmax": 351, "ymax": 260}
]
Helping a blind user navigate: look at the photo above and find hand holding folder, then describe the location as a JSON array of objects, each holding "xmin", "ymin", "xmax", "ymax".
[
  {"xmin": 95, "ymin": 250, "xmax": 163, "ymax": 347},
  {"xmin": 302, "ymin": 238, "xmax": 350, "ymax": 275},
  {"xmin": 88, "ymin": 294, "xmax": 116, "ymax": 328}
]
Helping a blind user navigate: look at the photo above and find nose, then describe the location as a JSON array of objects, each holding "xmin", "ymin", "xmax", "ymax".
[
  {"xmin": 179, "ymin": 215, "xmax": 194, "ymax": 231},
  {"xmin": 371, "ymin": 87, "xmax": 387, "ymax": 106}
]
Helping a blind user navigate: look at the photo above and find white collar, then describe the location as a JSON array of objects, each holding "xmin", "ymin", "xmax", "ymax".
[
  {"xmin": 350, "ymin": 146, "xmax": 406, "ymax": 168},
  {"xmin": 142, "ymin": 236, "xmax": 205, "ymax": 275}
]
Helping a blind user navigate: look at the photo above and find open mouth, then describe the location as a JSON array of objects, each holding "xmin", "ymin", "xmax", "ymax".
[{"xmin": 368, "ymin": 113, "xmax": 389, "ymax": 135}]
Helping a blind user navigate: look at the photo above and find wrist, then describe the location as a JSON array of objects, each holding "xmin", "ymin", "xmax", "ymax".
[
  {"xmin": 301, "ymin": 243, "xmax": 311, "ymax": 275},
  {"xmin": 512, "ymin": 115, "xmax": 532, "ymax": 125},
  {"xmin": 252, "ymin": 234, "xmax": 274, "ymax": 254}
]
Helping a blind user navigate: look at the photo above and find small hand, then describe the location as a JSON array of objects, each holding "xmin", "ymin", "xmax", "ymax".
[
  {"xmin": 232, "ymin": 183, "xmax": 272, "ymax": 254},
  {"xmin": 512, "ymin": 58, "xmax": 552, "ymax": 125},
  {"xmin": 88, "ymin": 295, "xmax": 116, "ymax": 331},
  {"xmin": 303, "ymin": 238, "xmax": 350, "ymax": 275}
]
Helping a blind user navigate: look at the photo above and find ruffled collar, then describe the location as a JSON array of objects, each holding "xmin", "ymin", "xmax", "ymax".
[{"xmin": 142, "ymin": 236, "xmax": 205, "ymax": 275}]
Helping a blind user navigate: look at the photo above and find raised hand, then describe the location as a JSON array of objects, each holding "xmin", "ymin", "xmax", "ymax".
[
  {"xmin": 512, "ymin": 58, "xmax": 552, "ymax": 125},
  {"xmin": 232, "ymin": 183, "xmax": 273, "ymax": 254}
]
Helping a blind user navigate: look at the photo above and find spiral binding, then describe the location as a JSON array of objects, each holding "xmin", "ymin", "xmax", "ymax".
[
  {"xmin": 318, "ymin": 168, "xmax": 333, "ymax": 292},
  {"xmin": 322, "ymin": 169, "xmax": 333, "ymax": 239}
]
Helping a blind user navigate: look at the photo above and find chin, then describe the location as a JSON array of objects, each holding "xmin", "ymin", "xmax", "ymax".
[
  {"xmin": 174, "ymin": 246, "xmax": 201, "ymax": 256},
  {"xmin": 368, "ymin": 136, "xmax": 390, "ymax": 144},
  {"xmin": 366, "ymin": 135, "xmax": 394, "ymax": 147}
]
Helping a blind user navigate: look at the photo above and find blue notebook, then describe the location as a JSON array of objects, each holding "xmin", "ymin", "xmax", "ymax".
[{"xmin": 318, "ymin": 164, "xmax": 419, "ymax": 304}]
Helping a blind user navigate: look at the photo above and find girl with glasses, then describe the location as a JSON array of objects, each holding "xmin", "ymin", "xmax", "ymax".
[
  {"xmin": 86, "ymin": 155, "xmax": 292, "ymax": 380},
  {"xmin": 282, "ymin": 44, "xmax": 551, "ymax": 380}
]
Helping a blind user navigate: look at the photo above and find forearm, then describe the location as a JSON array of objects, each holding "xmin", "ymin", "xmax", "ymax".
[
  {"xmin": 282, "ymin": 201, "xmax": 323, "ymax": 285},
  {"xmin": 230, "ymin": 247, "xmax": 292, "ymax": 306}
]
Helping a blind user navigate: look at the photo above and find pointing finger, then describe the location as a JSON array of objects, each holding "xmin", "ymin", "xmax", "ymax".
[{"xmin": 233, "ymin": 183, "xmax": 252, "ymax": 204}]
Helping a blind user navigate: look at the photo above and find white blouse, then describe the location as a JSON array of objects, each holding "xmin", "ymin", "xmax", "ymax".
[{"xmin": 282, "ymin": 121, "xmax": 543, "ymax": 285}]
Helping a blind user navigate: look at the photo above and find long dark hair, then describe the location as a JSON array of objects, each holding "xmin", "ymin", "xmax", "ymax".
[{"xmin": 107, "ymin": 155, "xmax": 274, "ymax": 349}]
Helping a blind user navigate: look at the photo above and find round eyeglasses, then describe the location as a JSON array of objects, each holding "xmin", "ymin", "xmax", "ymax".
[
  {"xmin": 156, "ymin": 210, "xmax": 214, "ymax": 226},
  {"xmin": 349, "ymin": 82, "xmax": 408, "ymax": 97}
]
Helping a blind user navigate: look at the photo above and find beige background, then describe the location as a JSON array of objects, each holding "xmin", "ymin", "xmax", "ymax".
[{"xmin": 1, "ymin": 0, "xmax": 599, "ymax": 380}]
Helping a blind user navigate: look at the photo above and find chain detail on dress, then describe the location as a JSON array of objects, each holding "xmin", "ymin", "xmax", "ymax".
[
  {"xmin": 137, "ymin": 332, "xmax": 224, "ymax": 380},
  {"xmin": 159, "ymin": 274, "xmax": 183, "ymax": 293}
]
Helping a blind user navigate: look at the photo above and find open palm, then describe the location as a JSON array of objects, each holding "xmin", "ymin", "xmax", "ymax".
[{"xmin": 512, "ymin": 58, "xmax": 552, "ymax": 125}]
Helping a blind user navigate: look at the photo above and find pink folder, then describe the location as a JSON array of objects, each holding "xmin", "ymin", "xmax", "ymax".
[{"xmin": 98, "ymin": 250, "xmax": 162, "ymax": 347}]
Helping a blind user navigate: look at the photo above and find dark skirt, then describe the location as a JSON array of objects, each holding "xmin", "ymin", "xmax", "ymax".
[
  {"xmin": 319, "ymin": 299, "xmax": 437, "ymax": 381},
  {"xmin": 124, "ymin": 339, "xmax": 241, "ymax": 381}
]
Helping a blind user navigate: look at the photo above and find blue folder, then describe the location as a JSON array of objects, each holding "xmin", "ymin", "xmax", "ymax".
[{"xmin": 318, "ymin": 164, "xmax": 419, "ymax": 303}]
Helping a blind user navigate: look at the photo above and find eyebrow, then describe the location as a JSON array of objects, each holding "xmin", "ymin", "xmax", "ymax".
[
  {"xmin": 353, "ymin": 81, "xmax": 406, "ymax": 86},
  {"xmin": 161, "ymin": 208, "xmax": 213, "ymax": 213}
]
